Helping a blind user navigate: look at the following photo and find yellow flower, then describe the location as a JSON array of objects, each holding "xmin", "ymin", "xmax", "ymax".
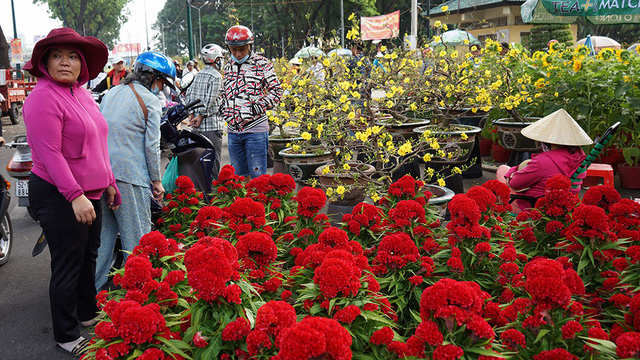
[
  {"xmin": 322, "ymin": 166, "xmax": 330, "ymax": 175},
  {"xmin": 336, "ymin": 186, "xmax": 346, "ymax": 195},
  {"xmin": 572, "ymin": 59, "xmax": 582, "ymax": 72},
  {"xmin": 301, "ymin": 132, "xmax": 311, "ymax": 140},
  {"xmin": 348, "ymin": 112, "xmax": 356, "ymax": 120},
  {"xmin": 323, "ymin": 58, "xmax": 331, "ymax": 67},
  {"xmin": 309, "ymin": 108, "xmax": 317, "ymax": 116},
  {"xmin": 326, "ymin": 187, "xmax": 334, "ymax": 196},
  {"xmin": 430, "ymin": 141, "xmax": 440, "ymax": 150},
  {"xmin": 441, "ymin": 5, "xmax": 449, "ymax": 12},
  {"xmin": 339, "ymin": 94, "xmax": 348, "ymax": 103},
  {"xmin": 554, "ymin": 92, "xmax": 559, "ymax": 97},
  {"xmin": 433, "ymin": 36, "xmax": 442, "ymax": 43},
  {"xmin": 423, "ymin": 153, "xmax": 432, "ymax": 162},
  {"xmin": 397, "ymin": 142, "xmax": 413, "ymax": 156},
  {"xmin": 437, "ymin": 178, "xmax": 446, "ymax": 187},
  {"xmin": 348, "ymin": 13, "xmax": 355, "ymax": 21},
  {"xmin": 292, "ymin": 144, "xmax": 300, "ymax": 152},
  {"xmin": 343, "ymin": 163, "xmax": 351, "ymax": 171},
  {"xmin": 452, "ymin": 167, "xmax": 462, "ymax": 175},
  {"xmin": 426, "ymin": 167, "xmax": 435, "ymax": 177},
  {"xmin": 380, "ymin": 45, "xmax": 387, "ymax": 52},
  {"xmin": 433, "ymin": 20, "xmax": 442, "ymax": 28},
  {"xmin": 371, "ymin": 193, "xmax": 381, "ymax": 202},
  {"xmin": 460, "ymin": 133, "xmax": 468, "ymax": 141}
]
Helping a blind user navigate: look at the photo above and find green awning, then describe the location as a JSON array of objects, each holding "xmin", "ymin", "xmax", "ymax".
[{"xmin": 522, "ymin": 0, "xmax": 640, "ymax": 24}]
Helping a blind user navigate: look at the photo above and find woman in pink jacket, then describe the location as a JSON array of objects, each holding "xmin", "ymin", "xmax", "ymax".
[
  {"xmin": 23, "ymin": 28, "xmax": 121, "ymax": 357},
  {"xmin": 499, "ymin": 109, "xmax": 592, "ymax": 212}
]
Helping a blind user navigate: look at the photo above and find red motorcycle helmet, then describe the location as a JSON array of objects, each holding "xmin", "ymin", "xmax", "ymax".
[{"xmin": 225, "ymin": 25, "xmax": 254, "ymax": 47}]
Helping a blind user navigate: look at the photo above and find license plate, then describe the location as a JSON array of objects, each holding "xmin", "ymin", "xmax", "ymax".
[{"xmin": 16, "ymin": 180, "xmax": 28, "ymax": 197}]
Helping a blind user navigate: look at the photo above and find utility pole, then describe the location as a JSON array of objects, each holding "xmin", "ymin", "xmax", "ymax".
[
  {"xmin": 186, "ymin": 0, "xmax": 194, "ymax": 59},
  {"xmin": 340, "ymin": 0, "xmax": 344, "ymax": 48},
  {"xmin": 144, "ymin": 0, "xmax": 150, "ymax": 50},
  {"xmin": 10, "ymin": 0, "xmax": 20, "ymax": 70},
  {"xmin": 408, "ymin": 0, "xmax": 418, "ymax": 50}
]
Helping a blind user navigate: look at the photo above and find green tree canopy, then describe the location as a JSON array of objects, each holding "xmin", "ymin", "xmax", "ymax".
[
  {"xmin": 154, "ymin": 0, "xmax": 440, "ymax": 59},
  {"xmin": 33, "ymin": 0, "xmax": 132, "ymax": 48}
]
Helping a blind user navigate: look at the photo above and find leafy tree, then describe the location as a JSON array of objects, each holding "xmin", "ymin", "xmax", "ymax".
[
  {"xmin": 526, "ymin": 24, "xmax": 573, "ymax": 52},
  {"xmin": 33, "ymin": 0, "xmax": 132, "ymax": 48},
  {"xmin": 578, "ymin": 19, "xmax": 640, "ymax": 47}
]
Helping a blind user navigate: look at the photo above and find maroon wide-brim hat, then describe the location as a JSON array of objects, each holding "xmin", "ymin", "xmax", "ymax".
[{"xmin": 24, "ymin": 27, "xmax": 108, "ymax": 79}]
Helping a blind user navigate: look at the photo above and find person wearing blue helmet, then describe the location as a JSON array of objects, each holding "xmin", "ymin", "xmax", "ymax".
[{"xmin": 95, "ymin": 51, "xmax": 175, "ymax": 291}]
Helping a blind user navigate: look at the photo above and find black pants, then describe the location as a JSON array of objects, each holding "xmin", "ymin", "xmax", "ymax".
[{"xmin": 29, "ymin": 174, "xmax": 101, "ymax": 343}]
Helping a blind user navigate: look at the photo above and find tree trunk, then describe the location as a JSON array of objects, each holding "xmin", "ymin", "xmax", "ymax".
[{"xmin": 0, "ymin": 25, "xmax": 10, "ymax": 69}]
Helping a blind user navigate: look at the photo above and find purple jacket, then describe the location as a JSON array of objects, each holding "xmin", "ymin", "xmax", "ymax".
[
  {"xmin": 23, "ymin": 52, "xmax": 121, "ymax": 205},
  {"xmin": 505, "ymin": 147, "xmax": 586, "ymax": 198}
]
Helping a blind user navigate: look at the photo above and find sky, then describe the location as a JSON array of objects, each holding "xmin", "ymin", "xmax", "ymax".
[{"xmin": 1, "ymin": 0, "xmax": 167, "ymax": 49}]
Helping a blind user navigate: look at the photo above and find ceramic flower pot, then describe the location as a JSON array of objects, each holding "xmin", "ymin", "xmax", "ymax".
[
  {"xmin": 494, "ymin": 117, "xmax": 542, "ymax": 152},
  {"xmin": 596, "ymin": 148, "xmax": 624, "ymax": 174},
  {"xmin": 492, "ymin": 143, "xmax": 512, "ymax": 163},
  {"xmin": 413, "ymin": 124, "xmax": 482, "ymax": 165},
  {"xmin": 315, "ymin": 162, "xmax": 376, "ymax": 206},
  {"xmin": 279, "ymin": 147, "xmax": 332, "ymax": 182},
  {"xmin": 479, "ymin": 138, "xmax": 493, "ymax": 156},
  {"xmin": 424, "ymin": 184, "xmax": 455, "ymax": 218},
  {"xmin": 618, "ymin": 164, "xmax": 640, "ymax": 189},
  {"xmin": 268, "ymin": 135, "xmax": 302, "ymax": 162},
  {"xmin": 375, "ymin": 116, "xmax": 431, "ymax": 141}
]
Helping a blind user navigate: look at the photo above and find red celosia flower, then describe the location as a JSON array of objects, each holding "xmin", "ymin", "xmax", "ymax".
[
  {"xmin": 532, "ymin": 348, "xmax": 577, "ymax": 360},
  {"xmin": 466, "ymin": 185, "xmax": 497, "ymax": 213},
  {"xmin": 415, "ymin": 320, "xmax": 443, "ymax": 346},
  {"xmin": 388, "ymin": 200, "xmax": 427, "ymax": 227},
  {"xmin": 409, "ymin": 275, "xmax": 424, "ymax": 285},
  {"xmin": 616, "ymin": 332, "xmax": 640, "ymax": 359},
  {"xmin": 447, "ymin": 256, "xmax": 464, "ymax": 273},
  {"xmin": 582, "ymin": 185, "xmax": 621, "ymax": 212},
  {"xmin": 184, "ymin": 237, "xmax": 239, "ymax": 302},
  {"xmin": 370, "ymin": 327, "xmax": 394, "ymax": 346},
  {"xmin": 375, "ymin": 233, "xmax": 420, "ymax": 269},
  {"xmin": 318, "ymin": 227, "xmax": 350, "ymax": 247},
  {"xmin": 193, "ymin": 331, "xmax": 209, "ymax": 348},
  {"xmin": 474, "ymin": 242, "xmax": 491, "ymax": 254},
  {"xmin": 420, "ymin": 278, "xmax": 489, "ymax": 320},
  {"xmin": 342, "ymin": 203, "xmax": 383, "ymax": 236},
  {"xmin": 561, "ymin": 320, "xmax": 583, "ymax": 339},
  {"xmin": 333, "ymin": 305, "xmax": 361, "ymax": 323},
  {"xmin": 104, "ymin": 300, "xmax": 167, "ymax": 345},
  {"xmin": 501, "ymin": 328, "xmax": 526, "ymax": 350},
  {"xmin": 224, "ymin": 197, "xmax": 266, "ymax": 234},
  {"xmin": 137, "ymin": 348, "xmax": 166, "ymax": 360},
  {"xmin": 255, "ymin": 301, "xmax": 297, "ymax": 338},
  {"xmin": 235, "ymin": 231, "xmax": 278, "ymax": 268},
  {"xmin": 313, "ymin": 254, "xmax": 362, "ymax": 298},
  {"xmin": 113, "ymin": 255, "xmax": 153, "ymax": 291},
  {"xmin": 387, "ymin": 341, "xmax": 408, "ymax": 357},
  {"xmin": 221, "ymin": 318, "xmax": 251, "ymax": 341},
  {"xmin": 433, "ymin": 344, "xmax": 464, "ymax": 360},
  {"xmin": 246, "ymin": 330, "xmax": 272, "ymax": 356},
  {"xmin": 175, "ymin": 175, "xmax": 194, "ymax": 190},
  {"xmin": 269, "ymin": 173, "xmax": 296, "ymax": 195},
  {"xmin": 481, "ymin": 179, "xmax": 513, "ymax": 213},
  {"xmin": 276, "ymin": 317, "xmax": 352, "ymax": 360},
  {"xmin": 294, "ymin": 187, "xmax": 327, "ymax": 217}
]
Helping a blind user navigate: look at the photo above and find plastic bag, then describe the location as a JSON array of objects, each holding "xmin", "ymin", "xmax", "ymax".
[{"xmin": 162, "ymin": 156, "xmax": 179, "ymax": 195}]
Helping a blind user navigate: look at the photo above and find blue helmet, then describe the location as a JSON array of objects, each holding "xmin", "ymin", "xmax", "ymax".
[{"xmin": 134, "ymin": 51, "xmax": 177, "ymax": 89}]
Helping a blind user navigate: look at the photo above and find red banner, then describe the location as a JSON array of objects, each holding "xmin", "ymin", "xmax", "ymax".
[
  {"xmin": 360, "ymin": 11, "xmax": 400, "ymax": 41},
  {"xmin": 10, "ymin": 38, "xmax": 23, "ymax": 63},
  {"xmin": 111, "ymin": 43, "xmax": 142, "ymax": 56}
]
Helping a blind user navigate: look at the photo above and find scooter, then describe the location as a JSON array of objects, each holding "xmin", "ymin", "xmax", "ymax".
[
  {"xmin": 0, "ymin": 173, "xmax": 12, "ymax": 266},
  {"xmin": 5, "ymin": 135, "xmax": 35, "ymax": 220},
  {"xmin": 160, "ymin": 99, "xmax": 217, "ymax": 199}
]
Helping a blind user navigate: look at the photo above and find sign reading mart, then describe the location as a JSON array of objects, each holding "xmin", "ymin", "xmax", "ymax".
[{"xmin": 543, "ymin": 0, "xmax": 640, "ymax": 16}]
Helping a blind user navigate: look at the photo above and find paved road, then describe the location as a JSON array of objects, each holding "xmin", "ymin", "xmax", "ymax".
[{"xmin": 0, "ymin": 115, "xmax": 72, "ymax": 359}]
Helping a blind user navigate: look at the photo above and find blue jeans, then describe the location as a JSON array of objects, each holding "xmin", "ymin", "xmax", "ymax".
[{"xmin": 228, "ymin": 131, "xmax": 268, "ymax": 178}]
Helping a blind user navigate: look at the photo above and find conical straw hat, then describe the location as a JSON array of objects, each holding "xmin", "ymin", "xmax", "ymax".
[{"xmin": 521, "ymin": 109, "xmax": 592, "ymax": 146}]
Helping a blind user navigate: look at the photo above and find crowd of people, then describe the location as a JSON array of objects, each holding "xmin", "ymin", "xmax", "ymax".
[{"xmin": 21, "ymin": 24, "xmax": 281, "ymax": 357}]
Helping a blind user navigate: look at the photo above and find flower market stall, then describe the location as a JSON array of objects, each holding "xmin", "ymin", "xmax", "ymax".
[{"xmin": 81, "ymin": 168, "xmax": 640, "ymax": 359}]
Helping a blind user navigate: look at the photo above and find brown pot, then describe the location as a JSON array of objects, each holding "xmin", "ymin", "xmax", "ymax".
[
  {"xmin": 479, "ymin": 138, "xmax": 493, "ymax": 156},
  {"xmin": 619, "ymin": 164, "xmax": 640, "ymax": 189},
  {"xmin": 492, "ymin": 143, "xmax": 512, "ymax": 163},
  {"xmin": 315, "ymin": 162, "xmax": 376, "ymax": 206},
  {"xmin": 596, "ymin": 148, "xmax": 624, "ymax": 174}
]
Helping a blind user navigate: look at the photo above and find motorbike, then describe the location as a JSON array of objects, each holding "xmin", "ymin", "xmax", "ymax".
[
  {"xmin": 160, "ymin": 99, "xmax": 217, "ymax": 199},
  {"xmin": 5, "ymin": 135, "xmax": 34, "ymax": 220},
  {"xmin": 0, "ymin": 173, "xmax": 13, "ymax": 266}
]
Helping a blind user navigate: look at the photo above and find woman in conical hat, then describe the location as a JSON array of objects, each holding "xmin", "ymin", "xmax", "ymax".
[{"xmin": 497, "ymin": 109, "xmax": 592, "ymax": 211}]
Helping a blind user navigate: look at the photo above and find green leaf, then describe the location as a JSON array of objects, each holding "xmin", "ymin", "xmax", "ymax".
[{"xmin": 534, "ymin": 329, "xmax": 550, "ymax": 344}]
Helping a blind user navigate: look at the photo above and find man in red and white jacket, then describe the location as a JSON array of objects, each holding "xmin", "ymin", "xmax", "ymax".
[{"xmin": 220, "ymin": 25, "xmax": 283, "ymax": 179}]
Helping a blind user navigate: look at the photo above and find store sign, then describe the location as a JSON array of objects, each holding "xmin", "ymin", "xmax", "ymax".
[
  {"xmin": 541, "ymin": 0, "xmax": 640, "ymax": 16},
  {"xmin": 10, "ymin": 38, "xmax": 23, "ymax": 63}
]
